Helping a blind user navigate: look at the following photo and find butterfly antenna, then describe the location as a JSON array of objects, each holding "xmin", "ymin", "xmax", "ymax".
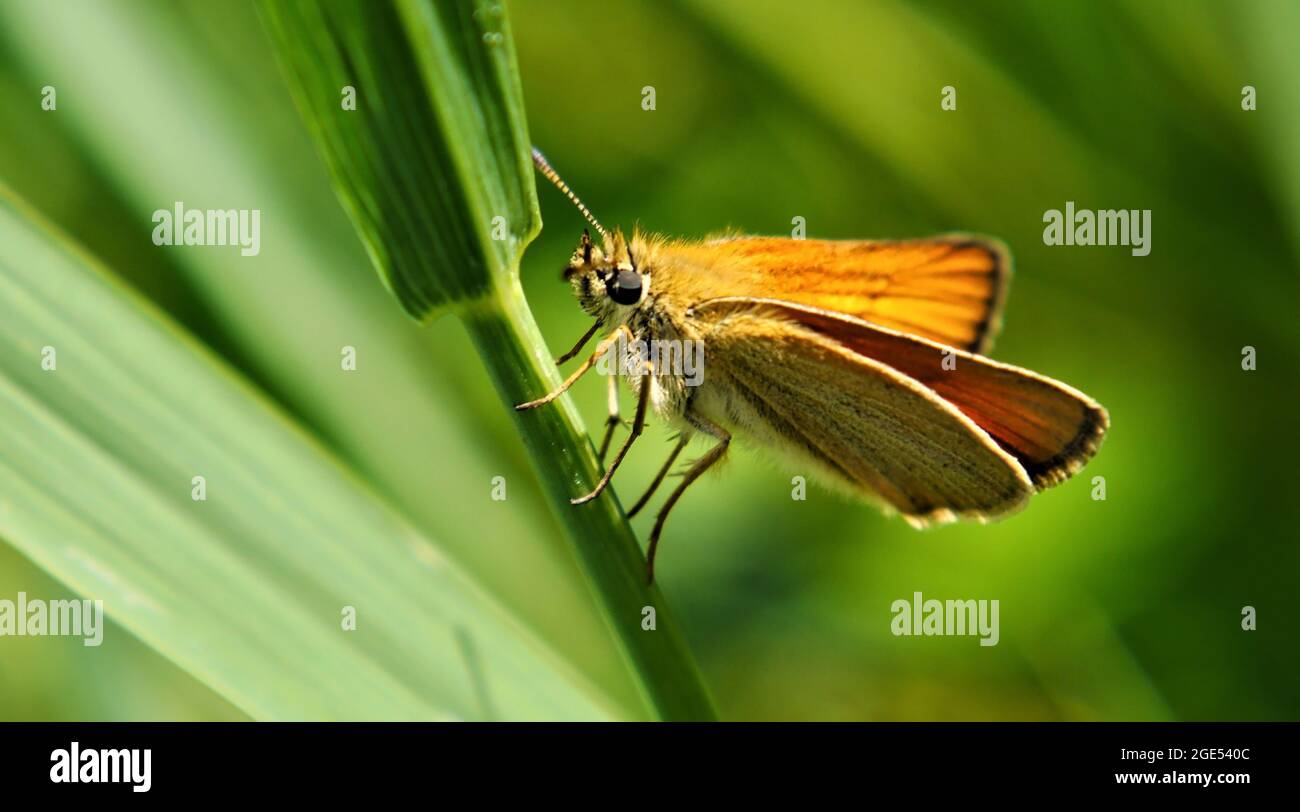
[{"xmin": 531, "ymin": 147, "xmax": 608, "ymax": 241}]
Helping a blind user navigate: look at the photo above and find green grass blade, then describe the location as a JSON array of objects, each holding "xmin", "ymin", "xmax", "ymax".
[
  {"xmin": 259, "ymin": 0, "xmax": 536, "ymax": 318},
  {"xmin": 0, "ymin": 185, "xmax": 614, "ymax": 721},
  {"xmin": 258, "ymin": 0, "xmax": 716, "ymax": 719},
  {"xmin": 0, "ymin": 0, "xmax": 645, "ymax": 717}
]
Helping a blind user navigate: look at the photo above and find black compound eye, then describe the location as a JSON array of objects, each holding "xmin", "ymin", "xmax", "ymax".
[{"xmin": 606, "ymin": 269, "xmax": 642, "ymax": 305}]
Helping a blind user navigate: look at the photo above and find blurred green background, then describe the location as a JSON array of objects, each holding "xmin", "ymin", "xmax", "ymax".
[{"xmin": 0, "ymin": 0, "xmax": 1297, "ymax": 720}]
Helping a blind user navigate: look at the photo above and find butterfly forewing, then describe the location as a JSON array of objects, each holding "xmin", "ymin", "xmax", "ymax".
[{"xmin": 669, "ymin": 235, "xmax": 1009, "ymax": 353}]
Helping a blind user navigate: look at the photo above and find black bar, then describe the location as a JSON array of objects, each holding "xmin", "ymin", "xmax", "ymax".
[{"xmin": 0, "ymin": 722, "xmax": 1287, "ymax": 797}]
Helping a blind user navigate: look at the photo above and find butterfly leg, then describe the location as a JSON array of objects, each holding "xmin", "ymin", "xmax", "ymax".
[
  {"xmin": 596, "ymin": 374, "xmax": 622, "ymax": 464},
  {"xmin": 645, "ymin": 415, "xmax": 730, "ymax": 584},
  {"xmin": 572, "ymin": 359, "xmax": 653, "ymax": 505},
  {"xmin": 627, "ymin": 434, "xmax": 689, "ymax": 518},
  {"xmin": 516, "ymin": 324, "xmax": 630, "ymax": 411},
  {"xmin": 555, "ymin": 319, "xmax": 602, "ymax": 365}
]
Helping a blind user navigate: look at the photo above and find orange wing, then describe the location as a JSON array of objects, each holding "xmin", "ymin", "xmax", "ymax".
[
  {"xmin": 691, "ymin": 298, "xmax": 1108, "ymax": 489},
  {"xmin": 670, "ymin": 235, "xmax": 1009, "ymax": 354},
  {"xmin": 695, "ymin": 307, "xmax": 1034, "ymax": 524}
]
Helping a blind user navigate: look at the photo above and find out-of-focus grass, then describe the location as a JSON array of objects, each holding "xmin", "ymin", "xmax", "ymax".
[
  {"xmin": 0, "ymin": 184, "xmax": 617, "ymax": 720},
  {"xmin": 0, "ymin": 0, "xmax": 645, "ymax": 718},
  {"xmin": 510, "ymin": 0, "xmax": 1299, "ymax": 720}
]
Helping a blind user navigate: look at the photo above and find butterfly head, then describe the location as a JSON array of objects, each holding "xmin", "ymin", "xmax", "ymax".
[{"xmin": 564, "ymin": 228, "xmax": 650, "ymax": 317}]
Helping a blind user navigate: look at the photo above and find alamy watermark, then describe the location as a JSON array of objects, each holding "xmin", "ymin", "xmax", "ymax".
[
  {"xmin": 0, "ymin": 592, "xmax": 103, "ymax": 646},
  {"xmin": 50, "ymin": 742, "xmax": 150, "ymax": 792},
  {"xmin": 596, "ymin": 332, "xmax": 705, "ymax": 387},
  {"xmin": 152, "ymin": 202, "xmax": 261, "ymax": 256},
  {"xmin": 890, "ymin": 591, "xmax": 999, "ymax": 646},
  {"xmin": 1043, "ymin": 201, "xmax": 1150, "ymax": 256}
]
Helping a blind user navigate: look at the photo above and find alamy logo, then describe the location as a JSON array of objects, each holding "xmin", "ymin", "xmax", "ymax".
[
  {"xmin": 0, "ymin": 592, "xmax": 103, "ymax": 646},
  {"xmin": 1043, "ymin": 201, "xmax": 1150, "ymax": 256},
  {"xmin": 152, "ymin": 202, "xmax": 261, "ymax": 256},
  {"xmin": 597, "ymin": 333, "xmax": 705, "ymax": 387},
  {"xmin": 890, "ymin": 591, "xmax": 1000, "ymax": 646},
  {"xmin": 50, "ymin": 742, "xmax": 151, "ymax": 792}
]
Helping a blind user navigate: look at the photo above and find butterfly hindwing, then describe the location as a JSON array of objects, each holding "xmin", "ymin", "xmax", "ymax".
[
  {"xmin": 690, "ymin": 304, "xmax": 1034, "ymax": 524},
  {"xmin": 692, "ymin": 297, "xmax": 1108, "ymax": 490}
]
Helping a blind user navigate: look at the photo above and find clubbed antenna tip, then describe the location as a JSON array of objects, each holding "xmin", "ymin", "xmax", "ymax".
[{"xmin": 531, "ymin": 147, "xmax": 608, "ymax": 241}]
